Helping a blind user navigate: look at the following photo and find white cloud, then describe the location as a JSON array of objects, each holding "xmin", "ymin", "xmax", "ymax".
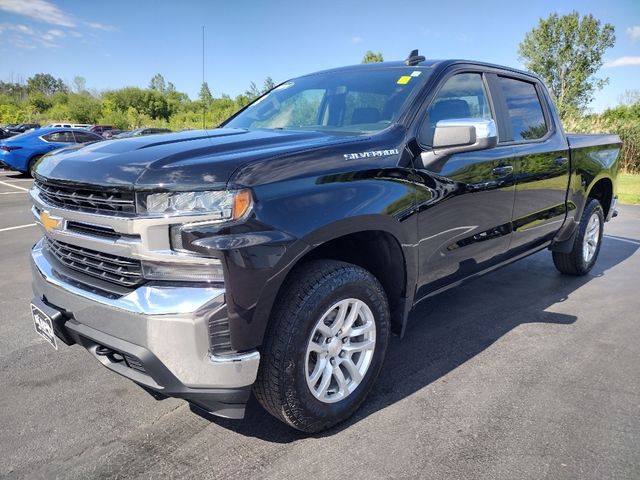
[
  {"xmin": 85, "ymin": 21, "xmax": 116, "ymax": 31},
  {"xmin": 15, "ymin": 24, "xmax": 35, "ymax": 35},
  {"xmin": 0, "ymin": 22, "xmax": 61, "ymax": 48},
  {"xmin": 351, "ymin": 36, "xmax": 363, "ymax": 44},
  {"xmin": 0, "ymin": 0, "xmax": 75, "ymax": 27},
  {"xmin": 0, "ymin": 0, "xmax": 113, "ymax": 49},
  {"xmin": 605, "ymin": 56, "xmax": 640, "ymax": 67},
  {"xmin": 0, "ymin": 0, "xmax": 115, "ymax": 33},
  {"xmin": 627, "ymin": 26, "xmax": 640, "ymax": 41}
]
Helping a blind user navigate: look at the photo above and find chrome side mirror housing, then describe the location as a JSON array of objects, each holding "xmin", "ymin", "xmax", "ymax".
[
  {"xmin": 419, "ymin": 118, "xmax": 498, "ymax": 171},
  {"xmin": 433, "ymin": 118, "xmax": 498, "ymax": 151}
]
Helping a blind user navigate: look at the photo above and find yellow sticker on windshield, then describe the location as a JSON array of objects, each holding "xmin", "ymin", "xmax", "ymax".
[{"xmin": 396, "ymin": 75, "xmax": 412, "ymax": 85}]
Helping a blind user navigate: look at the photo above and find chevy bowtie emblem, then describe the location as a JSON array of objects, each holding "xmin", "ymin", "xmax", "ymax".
[{"xmin": 40, "ymin": 211, "xmax": 63, "ymax": 233}]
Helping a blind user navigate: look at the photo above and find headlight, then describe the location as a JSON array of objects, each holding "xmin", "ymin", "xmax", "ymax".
[{"xmin": 137, "ymin": 189, "xmax": 252, "ymax": 220}]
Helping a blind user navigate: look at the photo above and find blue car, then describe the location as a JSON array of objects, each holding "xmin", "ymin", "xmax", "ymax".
[{"xmin": 0, "ymin": 127, "xmax": 103, "ymax": 176}]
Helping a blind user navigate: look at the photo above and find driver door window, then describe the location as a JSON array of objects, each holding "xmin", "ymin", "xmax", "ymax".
[{"xmin": 423, "ymin": 73, "xmax": 493, "ymax": 146}]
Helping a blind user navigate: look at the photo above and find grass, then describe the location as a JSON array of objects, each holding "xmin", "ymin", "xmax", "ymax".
[{"xmin": 618, "ymin": 173, "xmax": 640, "ymax": 205}]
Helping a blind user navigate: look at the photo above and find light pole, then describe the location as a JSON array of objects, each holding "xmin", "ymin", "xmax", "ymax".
[{"xmin": 202, "ymin": 25, "xmax": 205, "ymax": 130}]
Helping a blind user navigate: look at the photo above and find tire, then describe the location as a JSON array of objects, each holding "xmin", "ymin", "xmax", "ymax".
[
  {"xmin": 253, "ymin": 259, "xmax": 390, "ymax": 433},
  {"xmin": 552, "ymin": 199, "xmax": 604, "ymax": 276},
  {"xmin": 28, "ymin": 155, "xmax": 43, "ymax": 177}
]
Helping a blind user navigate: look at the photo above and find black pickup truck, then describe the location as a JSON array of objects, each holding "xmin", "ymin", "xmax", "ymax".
[{"xmin": 29, "ymin": 51, "xmax": 620, "ymax": 432}]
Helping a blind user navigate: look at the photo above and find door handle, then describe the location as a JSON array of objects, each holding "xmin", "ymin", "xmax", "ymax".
[
  {"xmin": 554, "ymin": 156, "xmax": 568, "ymax": 166},
  {"xmin": 492, "ymin": 165, "xmax": 513, "ymax": 177}
]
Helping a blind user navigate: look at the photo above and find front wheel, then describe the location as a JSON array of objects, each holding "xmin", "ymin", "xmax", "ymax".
[
  {"xmin": 253, "ymin": 260, "xmax": 390, "ymax": 432},
  {"xmin": 552, "ymin": 199, "xmax": 604, "ymax": 275}
]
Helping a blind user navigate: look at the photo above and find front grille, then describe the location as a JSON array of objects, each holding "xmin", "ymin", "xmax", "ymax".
[
  {"xmin": 36, "ymin": 180, "xmax": 135, "ymax": 214},
  {"xmin": 45, "ymin": 238, "xmax": 144, "ymax": 288}
]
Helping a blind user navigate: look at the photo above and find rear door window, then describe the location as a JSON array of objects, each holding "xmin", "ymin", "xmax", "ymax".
[
  {"xmin": 73, "ymin": 131, "xmax": 101, "ymax": 143},
  {"xmin": 498, "ymin": 77, "xmax": 548, "ymax": 141}
]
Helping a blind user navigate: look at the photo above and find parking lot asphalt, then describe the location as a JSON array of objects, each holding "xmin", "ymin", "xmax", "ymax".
[{"xmin": 1, "ymin": 168, "xmax": 639, "ymax": 480}]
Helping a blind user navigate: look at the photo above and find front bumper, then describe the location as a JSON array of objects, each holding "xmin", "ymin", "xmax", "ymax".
[{"xmin": 31, "ymin": 239, "xmax": 260, "ymax": 418}]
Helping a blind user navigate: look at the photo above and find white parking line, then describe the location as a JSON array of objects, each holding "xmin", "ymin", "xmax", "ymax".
[
  {"xmin": 0, "ymin": 223, "xmax": 36, "ymax": 232},
  {"xmin": 604, "ymin": 235, "xmax": 640, "ymax": 246},
  {"xmin": 0, "ymin": 180, "xmax": 30, "ymax": 192}
]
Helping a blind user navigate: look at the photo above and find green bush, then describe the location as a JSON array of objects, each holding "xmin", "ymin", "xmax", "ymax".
[{"xmin": 563, "ymin": 108, "xmax": 640, "ymax": 173}]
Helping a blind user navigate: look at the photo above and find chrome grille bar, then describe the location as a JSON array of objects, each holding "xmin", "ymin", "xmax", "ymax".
[
  {"xmin": 36, "ymin": 180, "xmax": 135, "ymax": 214},
  {"xmin": 46, "ymin": 238, "xmax": 144, "ymax": 288}
]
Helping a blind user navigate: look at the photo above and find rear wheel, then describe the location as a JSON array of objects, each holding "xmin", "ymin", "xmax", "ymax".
[
  {"xmin": 253, "ymin": 260, "xmax": 390, "ymax": 432},
  {"xmin": 28, "ymin": 155, "xmax": 43, "ymax": 177},
  {"xmin": 552, "ymin": 199, "xmax": 604, "ymax": 275}
]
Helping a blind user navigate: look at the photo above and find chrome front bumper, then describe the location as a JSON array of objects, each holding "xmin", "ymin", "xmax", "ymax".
[{"xmin": 31, "ymin": 239, "xmax": 260, "ymax": 391}]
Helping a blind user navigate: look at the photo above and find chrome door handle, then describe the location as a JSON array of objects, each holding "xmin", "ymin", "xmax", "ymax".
[{"xmin": 554, "ymin": 157, "xmax": 568, "ymax": 166}]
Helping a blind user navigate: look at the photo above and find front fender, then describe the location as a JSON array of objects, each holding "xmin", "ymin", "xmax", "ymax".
[{"xmin": 217, "ymin": 170, "xmax": 421, "ymax": 351}]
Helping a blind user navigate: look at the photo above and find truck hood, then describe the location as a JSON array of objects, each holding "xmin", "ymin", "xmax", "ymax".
[{"xmin": 35, "ymin": 128, "xmax": 357, "ymax": 190}]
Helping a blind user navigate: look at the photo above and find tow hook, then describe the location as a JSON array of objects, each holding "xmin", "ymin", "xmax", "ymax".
[{"xmin": 95, "ymin": 345, "xmax": 124, "ymax": 363}]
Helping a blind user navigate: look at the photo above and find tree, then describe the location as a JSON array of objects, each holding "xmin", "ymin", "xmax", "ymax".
[
  {"xmin": 149, "ymin": 73, "xmax": 167, "ymax": 93},
  {"xmin": 361, "ymin": 51, "xmax": 384, "ymax": 63},
  {"xmin": 0, "ymin": 81, "xmax": 27, "ymax": 102},
  {"xmin": 518, "ymin": 11, "xmax": 615, "ymax": 118},
  {"xmin": 142, "ymin": 90, "xmax": 170, "ymax": 120},
  {"xmin": 27, "ymin": 73, "xmax": 67, "ymax": 96},
  {"xmin": 244, "ymin": 81, "xmax": 260, "ymax": 99},
  {"xmin": 67, "ymin": 93, "xmax": 101, "ymax": 123},
  {"xmin": 28, "ymin": 93, "xmax": 52, "ymax": 112},
  {"xmin": 199, "ymin": 82, "xmax": 213, "ymax": 105},
  {"xmin": 72, "ymin": 76, "xmax": 86, "ymax": 93},
  {"xmin": 262, "ymin": 77, "xmax": 275, "ymax": 93},
  {"xmin": 618, "ymin": 89, "xmax": 640, "ymax": 106},
  {"xmin": 235, "ymin": 94, "xmax": 253, "ymax": 108}
]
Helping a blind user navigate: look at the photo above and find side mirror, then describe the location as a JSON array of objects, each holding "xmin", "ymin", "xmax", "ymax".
[
  {"xmin": 418, "ymin": 118, "xmax": 498, "ymax": 172},
  {"xmin": 432, "ymin": 118, "xmax": 498, "ymax": 152}
]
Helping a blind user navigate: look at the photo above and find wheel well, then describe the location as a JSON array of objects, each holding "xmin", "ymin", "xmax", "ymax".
[
  {"xmin": 588, "ymin": 178, "xmax": 613, "ymax": 218},
  {"xmin": 27, "ymin": 154, "xmax": 43, "ymax": 171},
  {"xmin": 294, "ymin": 231, "xmax": 407, "ymax": 332}
]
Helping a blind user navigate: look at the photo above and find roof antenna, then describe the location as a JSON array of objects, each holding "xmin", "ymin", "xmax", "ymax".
[{"xmin": 405, "ymin": 49, "xmax": 425, "ymax": 66}]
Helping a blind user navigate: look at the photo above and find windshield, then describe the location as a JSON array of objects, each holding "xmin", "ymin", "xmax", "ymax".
[{"xmin": 224, "ymin": 67, "xmax": 431, "ymax": 134}]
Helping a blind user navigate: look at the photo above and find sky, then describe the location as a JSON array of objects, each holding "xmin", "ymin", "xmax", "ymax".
[{"xmin": 0, "ymin": 0, "xmax": 638, "ymax": 112}]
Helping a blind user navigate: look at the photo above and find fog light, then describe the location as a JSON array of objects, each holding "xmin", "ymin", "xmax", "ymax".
[{"xmin": 141, "ymin": 261, "xmax": 224, "ymax": 283}]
